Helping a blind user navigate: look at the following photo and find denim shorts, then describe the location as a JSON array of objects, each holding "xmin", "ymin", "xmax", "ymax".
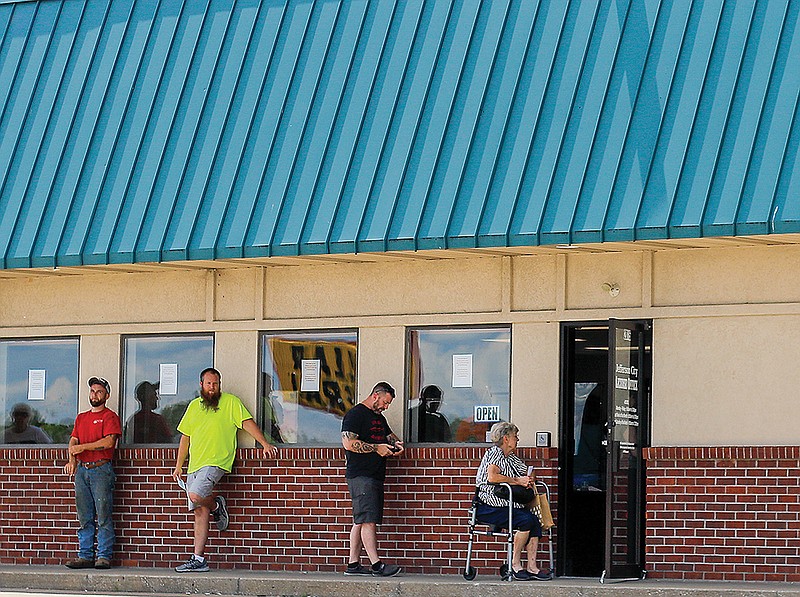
[
  {"xmin": 186, "ymin": 466, "xmax": 225, "ymax": 510},
  {"xmin": 347, "ymin": 476, "xmax": 384, "ymax": 524}
]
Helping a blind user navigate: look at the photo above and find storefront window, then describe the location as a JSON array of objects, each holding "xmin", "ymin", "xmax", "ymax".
[
  {"xmin": 122, "ymin": 334, "xmax": 214, "ymax": 444},
  {"xmin": 407, "ymin": 326, "xmax": 511, "ymax": 443},
  {"xmin": 0, "ymin": 338, "xmax": 79, "ymax": 444},
  {"xmin": 260, "ymin": 330, "xmax": 357, "ymax": 445}
]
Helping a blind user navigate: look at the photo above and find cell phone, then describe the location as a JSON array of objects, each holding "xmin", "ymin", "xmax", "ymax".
[
  {"xmin": 389, "ymin": 445, "xmax": 401, "ymax": 453},
  {"xmin": 527, "ymin": 466, "xmax": 534, "ymax": 476}
]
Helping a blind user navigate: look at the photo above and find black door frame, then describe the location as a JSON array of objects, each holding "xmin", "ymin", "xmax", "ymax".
[
  {"xmin": 557, "ymin": 320, "xmax": 651, "ymax": 579},
  {"xmin": 602, "ymin": 319, "xmax": 651, "ymax": 581}
]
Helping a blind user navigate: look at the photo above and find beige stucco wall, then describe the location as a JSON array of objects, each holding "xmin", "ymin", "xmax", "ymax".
[
  {"xmin": 78, "ymin": 334, "xmax": 122, "ymax": 413},
  {"xmin": 652, "ymin": 315, "xmax": 800, "ymax": 445},
  {"xmin": 2, "ymin": 243, "xmax": 799, "ymax": 447}
]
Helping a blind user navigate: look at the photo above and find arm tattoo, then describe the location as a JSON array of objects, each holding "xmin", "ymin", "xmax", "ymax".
[{"xmin": 342, "ymin": 431, "xmax": 376, "ymax": 453}]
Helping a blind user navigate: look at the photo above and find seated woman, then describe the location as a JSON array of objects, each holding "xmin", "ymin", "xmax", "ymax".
[{"xmin": 475, "ymin": 421, "xmax": 551, "ymax": 581}]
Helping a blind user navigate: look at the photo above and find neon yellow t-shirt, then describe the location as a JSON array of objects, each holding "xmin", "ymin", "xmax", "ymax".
[{"xmin": 177, "ymin": 392, "xmax": 253, "ymax": 474}]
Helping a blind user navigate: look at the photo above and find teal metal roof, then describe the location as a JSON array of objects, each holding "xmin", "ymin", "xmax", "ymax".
[{"xmin": 0, "ymin": 0, "xmax": 798, "ymax": 269}]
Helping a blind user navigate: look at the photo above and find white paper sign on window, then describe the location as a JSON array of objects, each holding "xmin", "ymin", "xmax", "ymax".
[
  {"xmin": 28, "ymin": 369, "xmax": 46, "ymax": 401},
  {"xmin": 300, "ymin": 359, "xmax": 321, "ymax": 392},
  {"xmin": 159, "ymin": 363, "xmax": 178, "ymax": 395},
  {"xmin": 452, "ymin": 354, "xmax": 473, "ymax": 388}
]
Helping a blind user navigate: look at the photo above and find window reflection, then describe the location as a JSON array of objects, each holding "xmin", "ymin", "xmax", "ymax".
[
  {"xmin": 260, "ymin": 331, "xmax": 357, "ymax": 445},
  {"xmin": 407, "ymin": 327, "xmax": 511, "ymax": 444},
  {"xmin": 0, "ymin": 338, "xmax": 79, "ymax": 444},
  {"xmin": 122, "ymin": 335, "xmax": 214, "ymax": 444}
]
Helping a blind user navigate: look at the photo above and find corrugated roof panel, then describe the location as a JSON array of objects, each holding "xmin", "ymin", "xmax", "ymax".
[
  {"xmin": 56, "ymin": 0, "xmax": 157, "ymax": 266},
  {"xmin": 30, "ymin": 0, "xmax": 132, "ymax": 269},
  {"xmin": 271, "ymin": 0, "xmax": 365, "ymax": 257},
  {"xmin": 703, "ymin": 1, "xmax": 788, "ymax": 238},
  {"xmin": 109, "ymin": 0, "xmax": 214, "ymax": 264},
  {"xmin": 7, "ymin": 0, "xmax": 98, "ymax": 269},
  {"xmin": 80, "ymin": 0, "xmax": 182, "ymax": 265},
  {"xmin": 774, "ymin": 101, "xmax": 800, "ymax": 234},
  {"xmin": 447, "ymin": 0, "xmax": 539, "ymax": 249},
  {"xmin": 513, "ymin": 0, "xmax": 602, "ymax": 247},
  {"xmin": 242, "ymin": 0, "xmax": 317, "ymax": 258},
  {"xmin": 477, "ymin": 0, "xmax": 568, "ymax": 248},
  {"xmin": 213, "ymin": 1, "xmax": 287, "ymax": 260},
  {"xmin": 357, "ymin": 0, "xmax": 450, "ymax": 254},
  {"xmin": 418, "ymin": 0, "xmax": 510, "ymax": 251},
  {"xmin": 632, "ymin": 0, "xmax": 723, "ymax": 240},
  {"xmin": 256, "ymin": 0, "xmax": 344, "ymax": 257},
  {"xmin": 668, "ymin": 1, "xmax": 755, "ymax": 239},
  {"xmin": 301, "ymin": 0, "xmax": 391, "ymax": 255},
  {"xmin": 138, "ymin": 0, "xmax": 237, "ymax": 264},
  {"xmin": 133, "ymin": 0, "xmax": 223, "ymax": 262},
  {"xmin": 570, "ymin": 0, "xmax": 660, "ymax": 245},
  {"xmin": 735, "ymin": 1, "xmax": 799, "ymax": 236},
  {"xmin": 327, "ymin": 0, "xmax": 422, "ymax": 255},
  {"xmin": 0, "ymin": 1, "xmax": 55, "ymax": 269},
  {"xmin": 166, "ymin": 0, "xmax": 262, "ymax": 262},
  {"xmin": 603, "ymin": 0, "xmax": 692, "ymax": 242},
  {"xmin": 1, "ymin": 0, "xmax": 799, "ymax": 269},
  {"xmin": 549, "ymin": 0, "xmax": 632, "ymax": 245},
  {"xmin": 390, "ymin": 0, "xmax": 482, "ymax": 252}
]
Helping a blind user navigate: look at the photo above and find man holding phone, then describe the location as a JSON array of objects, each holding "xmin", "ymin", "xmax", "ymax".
[{"xmin": 341, "ymin": 382, "xmax": 404, "ymax": 577}]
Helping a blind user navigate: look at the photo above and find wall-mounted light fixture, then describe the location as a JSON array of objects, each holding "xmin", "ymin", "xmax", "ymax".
[{"xmin": 602, "ymin": 282, "xmax": 620, "ymax": 297}]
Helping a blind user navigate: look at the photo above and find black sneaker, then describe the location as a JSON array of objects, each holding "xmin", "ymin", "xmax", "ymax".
[
  {"xmin": 344, "ymin": 563, "xmax": 373, "ymax": 575},
  {"xmin": 212, "ymin": 495, "xmax": 229, "ymax": 531},
  {"xmin": 175, "ymin": 556, "xmax": 209, "ymax": 573},
  {"xmin": 372, "ymin": 562, "xmax": 402, "ymax": 577},
  {"xmin": 512, "ymin": 568, "xmax": 533, "ymax": 581}
]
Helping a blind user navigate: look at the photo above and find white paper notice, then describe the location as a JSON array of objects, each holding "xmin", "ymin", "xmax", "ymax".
[
  {"xmin": 452, "ymin": 354, "xmax": 473, "ymax": 388},
  {"xmin": 28, "ymin": 369, "xmax": 46, "ymax": 401},
  {"xmin": 159, "ymin": 363, "xmax": 178, "ymax": 395},
  {"xmin": 300, "ymin": 359, "xmax": 321, "ymax": 392},
  {"xmin": 176, "ymin": 477, "xmax": 192, "ymax": 509}
]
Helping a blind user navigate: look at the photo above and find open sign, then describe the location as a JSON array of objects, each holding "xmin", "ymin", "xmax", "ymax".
[{"xmin": 474, "ymin": 404, "xmax": 500, "ymax": 423}]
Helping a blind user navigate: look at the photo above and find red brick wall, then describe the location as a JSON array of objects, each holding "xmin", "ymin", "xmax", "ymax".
[
  {"xmin": 643, "ymin": 446, "xmax": 800, "ymax": 582},
  {"xmin": 10, "ymin": 445, "xmax": 795, "ymax": 581},
  {"xmin": 0, "ymin": 446, "xmax": 557, "ymax": 576}
]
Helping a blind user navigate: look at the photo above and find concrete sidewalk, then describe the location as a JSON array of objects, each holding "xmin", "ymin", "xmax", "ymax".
[{"xmin": 1, "ymin": 566, "xmax": 800, "ymax": 597}]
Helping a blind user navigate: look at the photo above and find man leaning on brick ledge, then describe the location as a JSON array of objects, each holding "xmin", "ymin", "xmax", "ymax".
[
  {"xmin": 63, "ymin": 376, "xmax": 122, "ymax": 570},
  {"xmin": 172, "ymin": 367, "xmax": 278, "ymax": 573}
]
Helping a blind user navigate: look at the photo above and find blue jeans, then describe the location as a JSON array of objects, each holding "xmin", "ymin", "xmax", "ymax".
[{"xmin": 74, "ymin": 463, "xmax": 115, "ymax": 560}]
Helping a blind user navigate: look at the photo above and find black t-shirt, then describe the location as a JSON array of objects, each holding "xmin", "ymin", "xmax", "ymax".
[{"xmin": 341, "ymin": 403, "xmax": 393, "ymax": 481}]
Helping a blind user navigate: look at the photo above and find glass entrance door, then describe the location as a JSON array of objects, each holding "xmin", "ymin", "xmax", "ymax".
[
  {"xmin": 602, "ymin": 319, "xmax": 649, "ymax": 581},
  {"xmin": 559, "ymin": 320, "xmax": 650, "ymax": 579}
]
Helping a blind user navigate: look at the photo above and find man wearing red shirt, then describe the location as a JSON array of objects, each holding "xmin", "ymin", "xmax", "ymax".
[{"xmin": 63, "ymin": 377, "xmax": 122, "ymax": 570}]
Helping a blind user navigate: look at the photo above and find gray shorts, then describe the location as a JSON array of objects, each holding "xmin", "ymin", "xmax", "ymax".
[
  {"xmin": 186, "ymin": 466, "xmax": 225, "ymax": 510},
  {"xmin": 347, "ymin": 476, "xmax": 384, "ymax": 524}
]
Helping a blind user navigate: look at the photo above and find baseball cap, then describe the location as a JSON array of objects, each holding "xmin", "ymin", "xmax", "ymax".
[
  {"xmin": 11, "ymin": 403, "xmax": 32, "ymax": 417},
  {"xmin": 87, "ymin": 376, "xmax": 111, "ymax": 394}
]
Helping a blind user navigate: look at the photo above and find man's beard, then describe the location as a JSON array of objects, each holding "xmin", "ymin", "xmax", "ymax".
[
  {"xmin": 89, "ymin": 398, "xmax": 106, "ymax": 408},
  {"xmin": 200, "ymin": 389, "xmax": 221, "ymax": 411}
]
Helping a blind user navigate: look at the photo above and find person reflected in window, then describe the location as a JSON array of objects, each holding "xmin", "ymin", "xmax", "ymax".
[
  {"xmin": 125, "ymin": 381, "xmax": 173, "ymax": 444},
  {"xmin": 4, "ymin": 403, "xmax": 52, "ymax": 444},
  {"xmin": 573, "ymin": 384, "xmax": 606, "ymax": 491},
  {"xmin": 413, "ymin": 385, "xmax": 451, "ymax": 443},
  {"xmin": 474, "ymin": 422, "xmax": 551, "ymax": 581}
]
